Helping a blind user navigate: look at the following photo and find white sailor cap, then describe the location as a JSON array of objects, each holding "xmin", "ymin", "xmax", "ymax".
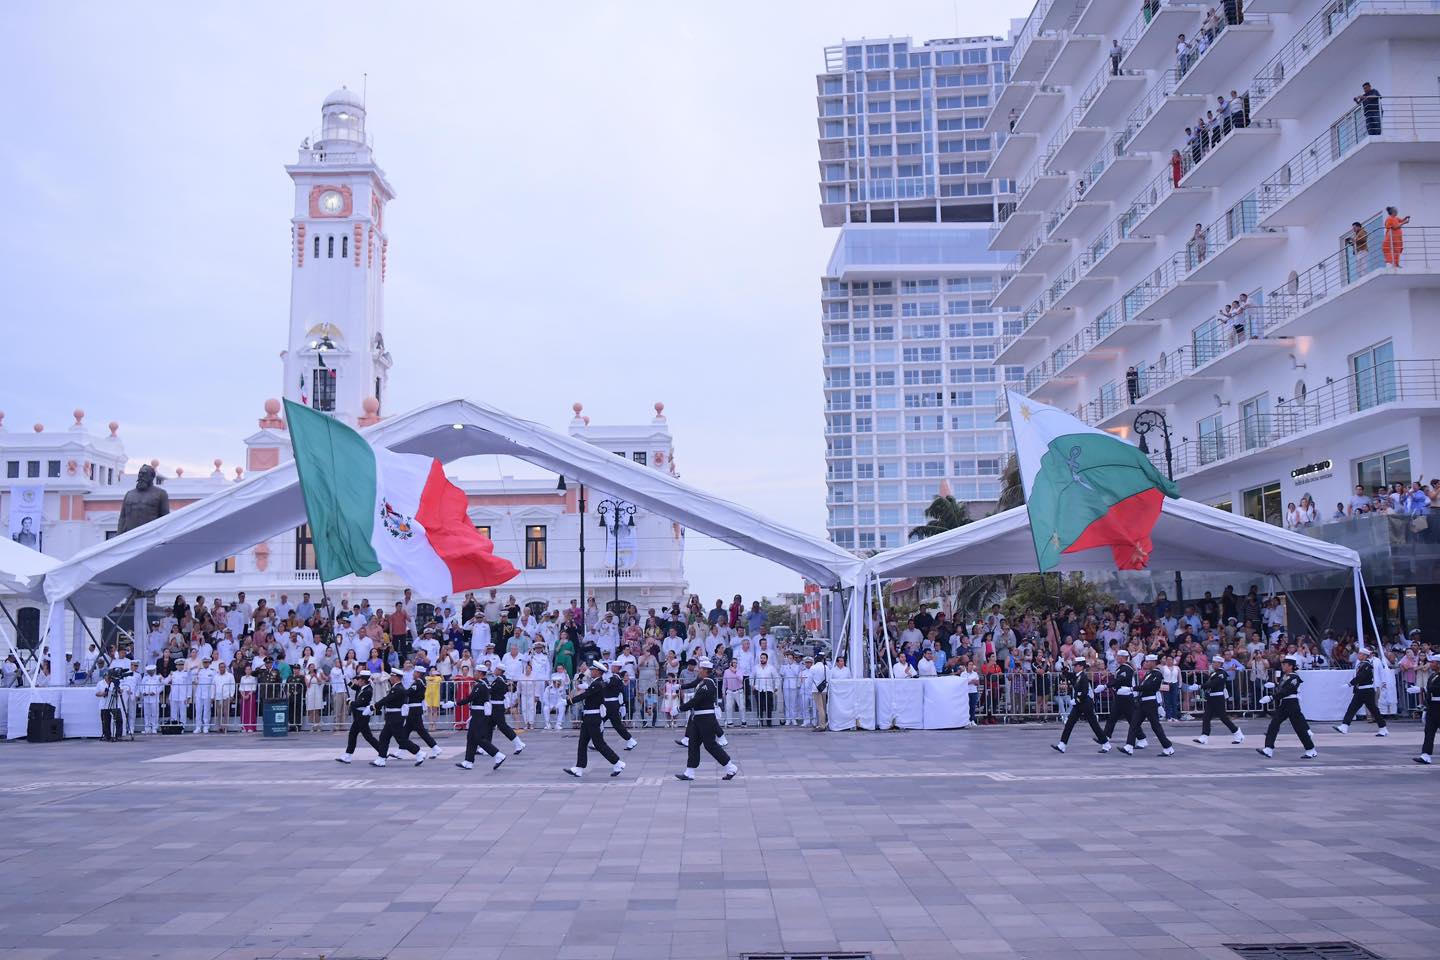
[
  {"xmin": 802, "ymin": 655, "xmax": 814, "ymax": 662},
  {"xmin": 1283, "ymin": 654, "xmax": 1300, "ymax": 664},
  {"xmin": 357, "ymin": 669, "xmax": 372, "ymax": 677},
  {"xmin": 1429, "ymin": 653, "xmax": 1440, "ymax": 663},
  {"xmin": 1071, "ymin": 656, "xmax": 1087, "ymax": 664},
  {"xmin": 474, "ymin": 662, "xmax": 490, "ymax": 672},
  {"xmin": 586, "ymin": 660, "xmax": 606, "ymax": 670},
  {"xmin": 697, "ymin": 659, "xmax": 714, "ymax": 669},
  {"xmin": 1115, "ymin": 649, "xmax": 1130, "ymax": 657},
  {"xmin": 551, "ymin": 672, "xmax": 567, "ymax": 681},
  {"xmin": 1356, "ymin": 646, "xmax": 1370, "ymax": 655},
  {"xmin": 145, "ymin": 664, "xmax": 156, "ymax": 671},
  {"xmin": 389, "ymin": 667, "xmax": 404, "ymax": 676},
  {"xmin": 492, "ymin": 662, "xmax": 506, "ymax": 672},
  {"xmin": 1144, "ymin": 654, "xmax": 1159, "ymax": 662}
]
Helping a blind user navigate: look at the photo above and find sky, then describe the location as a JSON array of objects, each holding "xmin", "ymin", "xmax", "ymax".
[{"xmin": 0, "ymin": 0, "xmax": 1032, "ymax": 600}]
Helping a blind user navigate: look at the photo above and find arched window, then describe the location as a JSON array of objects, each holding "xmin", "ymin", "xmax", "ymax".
[
  {"xmin": 313, "ymin": 235, "xmax": 320, "ymax": 259},
  {"xmin": 327, "ymin": 236, "xmax": 334, "ymax": 258},
  {"xmin": 342, "ymin": 235, "xmax": 348, "ymax": 259}
]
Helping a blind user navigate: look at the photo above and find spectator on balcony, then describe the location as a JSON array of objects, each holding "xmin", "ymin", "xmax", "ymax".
[
  {"xmin": 1170, "ymin": 148, "xmax": 1184, "ymax": 187},
  {"xmin": 1346, "ymin": 220, "xmax": 1373, "ymax": 273},
  {"xmin": 1355, "ymin": 83, "xmax": 1383, "ymax": 136},
  {"xmin": 1110, "ymin": 39, "xmax": 1124, "ymax": 75},
  {"xmin": 1332, "ymin": 501, "xmax": 1348, "ymax": 521},
  {"xmin": 1217, "ymin": 94, "xmax": 1233, "ymax": 134},
  {"xmin": 1126, "ymin": 366, "xmax": 1140, "ymax": 404},
  {"xmin": 1207, "ymin": 109, "xmax": 1223, "ymax": 146},
  {"xmin": 1176, "ymin": 34, "xmax": 1189, "ymax": 73},
  {"xmin": 1298, "ymin": 494, "xmax": 1319, "ymax": 526},
  {"xmin": 1229, "ymin": 90, "xmax": 1249, "ymax": 128},
  {"xmin": 1348, "ymin": 483, "xmax": 1373, "ymax": 516},
  {"xmin": 1383, "ymin": 206, "xmax": 1410, "ymax": 267},
  {"xmin": 1185, "ymin": 125, "xmax": 1203, "ymax": 165},
  {"xmin": 1405, "ymin": 480, "xmax": 1432, "ymax": 515},
  {"xmin": 1284, "ymin": 501, "xmax": 1303, "ymax": 530},
  {"xmin": 1189, "ymin": 222, "xmax": 1208, "ymax": 266}
]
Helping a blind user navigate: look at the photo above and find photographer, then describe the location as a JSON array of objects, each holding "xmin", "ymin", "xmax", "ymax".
[{"xmin": 94, "ymin": 664, "xmax": 136, "ymax": 740}]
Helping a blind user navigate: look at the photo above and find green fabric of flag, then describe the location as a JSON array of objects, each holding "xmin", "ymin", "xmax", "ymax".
[{"xmin": 283, "ymin": 399, "xmax": 381, "ymax": 580}]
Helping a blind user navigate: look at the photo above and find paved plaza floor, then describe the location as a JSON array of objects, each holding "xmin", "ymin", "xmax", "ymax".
[{"xmin": 1, "ymin": 720, "xmax": 1437, "ymax": 960}]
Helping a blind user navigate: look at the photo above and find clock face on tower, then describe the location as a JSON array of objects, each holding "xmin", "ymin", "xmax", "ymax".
[
  {"xmin": 308, "ymin": 184, "xmax": 353, "ymax": 218},
  {"xmin": 319, "ymin": 190, "xmax": 343, "ymax": 213}
]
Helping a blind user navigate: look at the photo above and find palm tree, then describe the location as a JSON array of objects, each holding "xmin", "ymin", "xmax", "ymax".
[
  {"xmin": 909, "ymin": 494, "xmax": 971, "ymax": 541},
  {"xmin": 996, "ymin": 453, "xmax": 1025, "ymax": 511}
]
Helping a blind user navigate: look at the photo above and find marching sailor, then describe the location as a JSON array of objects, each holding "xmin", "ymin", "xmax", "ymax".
[
  {"xmin": 487, "ymin": 662, "xmax": 527, "ymax": 755},
  {"xmin": 1193, "ymin": 659, "xmax": 1243, "ymax": 745},
  {"xmin": 403, "ymin": 665, "xmax": 442, "ymax": 759},
  {"xmin": 1098, "ymin": 649, "xmax": 1140, "ymax": 752},
  {"xmin": 372, "ymin": 667, "xmax": 427, "ymax": 767},
  {"xmin": 563, "ymin": 662, "xmax": 624, "ymax": 778},
  {"xmin": 1415, "ymin": 652, "xmax": 1440, "ymax": 765},
  {"xmin": 336, "ymin": 669, "xmax": 382, "ymax": 763},
  {"xmin": 675, "ymin": 659, "xmax": 738, "ymax": 781},
  {"xmin": 602, "ymin": 662, "xmax": 640, "ymax": 750},
  {"xmin": 1123, "ymin": 654, "xmax": 1175, "ymax": 756},
  {"xmin": 1256, "ymin": 654, "xmax": 1318, "ymax": 759},
  {"xmin": 1333, "ymin": 647, "xmax": 1389, "ymax": 737},
  {"xmin": 673, "ymin": 667, "xmax": 729, "ymax": 751},
  {"xmin": 1052, "ymin": 656, "xmax": 1106, "ymax": 753},
  {"xmin": 457, "ymin": 663, "xmax": 505, "ymax": 770}
]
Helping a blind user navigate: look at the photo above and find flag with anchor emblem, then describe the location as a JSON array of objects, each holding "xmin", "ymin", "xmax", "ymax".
[
  {"xmin": 1005, "ymin": 390, "xmax": 1178, "ymax": 571},
  {"xmin": 284, "ymin": 400, "xmax": 518, "ymax": 593}
]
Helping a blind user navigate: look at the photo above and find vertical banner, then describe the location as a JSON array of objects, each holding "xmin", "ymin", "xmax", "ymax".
[
  {"xmin": 7, "ymin": 484, "xmax": 45, "ymax": 552},
  {"xmin": 606, "ymin": 523, "xmax": 637, "ymax": 570}
]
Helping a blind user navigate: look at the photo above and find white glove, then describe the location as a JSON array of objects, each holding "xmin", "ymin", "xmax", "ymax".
[
  {"xmin": 1259, "ymin": 695, "xmax": 1273, "ymax": 705},
  {"xmin": 1186, "ymin": 684, "xmax": 1200, "ymax": 692},
  {"xmin": 1407, "ymin": 685, "xmax": 1421, "ymax": 694},
  {"xmin": 1117, "ymin": 686, "xmax": 1133, "ymax": 696},
  {"xmin": 1264, "ymin": 682, "xmax": 1275, "ymax": 689},
  {"xmin": 361, "ymin": 707, "xmax": 372, "ymax": 716},
  {"xmin": 400, "ymin": 703, "xmax": 411, "ymax": 715},
  {"xmin": 1157, "ymin": 705, "xmax": 1167, "ymax": 720}
]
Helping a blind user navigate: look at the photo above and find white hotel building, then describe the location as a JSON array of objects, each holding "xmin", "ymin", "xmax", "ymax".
[
  {"xmin": 817, "ymin": 35, "xmax": 1023, "ymax": 554},
  {"xmin": 1, "ymin": 89, "xmax": 686, "ymax": 658},
  {"xmin": 988, "ymin": 0, "xmax": 1440, "ymax": 633}
]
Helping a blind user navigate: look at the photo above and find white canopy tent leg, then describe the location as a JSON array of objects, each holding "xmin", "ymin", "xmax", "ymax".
[
  {"xmin": 133, "ymin": 594, "xmax": 148, "ymax": 668},
  {"xmin": 70, "ymin": 609, "xmax": 85, "ymax": 672}
]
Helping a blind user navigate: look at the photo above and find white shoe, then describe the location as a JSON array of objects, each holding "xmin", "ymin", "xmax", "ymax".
[
  {"xmin": 1052, "ymin": 742, "xmax": 1066, "ymax": 753},
  {"xmin": 1120, "ymin": 744, "xmax": 1134, "ymax": 755},
  {"xmin": 717, "ymin": 735, "xmax": 729, "ymax": 746},
  {"xmin": 675, "ymin": 738, "xmax": 689, "ymax": 747},
  {"xmin": 675, "ymin": 769, "xmax": 696, "ymax": 781},
  {"xmin": 493, "ymin": 753, "xmax": 506, "ymax": 770},
  {"xmin": 370, "ymin": 757, "xmax": 387, "ymax": 767},
  {"xmin": 430, "ymin": 746, "xmax": 442, "ymax": 758},
  {"xmin": 456, "ymin": 760, "xmax": 473, "ymax": 770},
  {"xmin": 513, "ymin": 738, "xmax": 526, "ymax": 753},
  {"xmin": 610, "ymin": 760, "xmax": 625, "ymax": 777},
  {"xmin": 1160, "ymin": 746, "xmax": 1175, "ymax": 756},
  {"xmin": 564, "ymin": 766, "xmax": 583, "ymax": 778},
  {"xmin": 1301, "ymin": 749, "xmax": 1318, "ymax": 759},
  {"xmin": 1414, "ymin": 754, "xmax": 1433, "ymax": 765},
  {"xmin": 1193, "ymin": 736, "xmax": 1208, "ymax": 745},
  {"xmin": 1255, "ymin": 747, "xmax": 1274, "ymax": 758},
  {"xmin": 1136, "ymin": 739, "xmax": 1149, "ymax": 749},
  {"xmin": 336, "ymin": 754, "xmax": 353, "ymax": 764},
  {"xmin": 1376, "ymin": 728, "xmax": 1389, "ymax": 737},
  {"xmin": 1098, "ymin": 742, "xmax": 1112, "ymax": 753},
  {"xmin": 414, "ymin": 753, "xmax": 427, "ymax": 766},
  {"xmin": 722, "ymin": 763, "xmax": 738, "ymax": 781},
  {"xmin": 625, "ymin": 739, "xmax": 638, "ymax": 750},
  {"xmin": 1232, "ymin": 730, "xmax": 1245, "ymax": 744},
  {"xmin": 1333, "ymin": 724, "xmax": 1349, "ymax": 734}
]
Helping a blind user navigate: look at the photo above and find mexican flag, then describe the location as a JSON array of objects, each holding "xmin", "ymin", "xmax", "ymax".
[
  {"xmin": 283, "ymin": 400, "xmax": 518, "ymax": 593},
  {"xmin": 1005, "ymin": 390, "xmax": 1178, "ymax": 571}
]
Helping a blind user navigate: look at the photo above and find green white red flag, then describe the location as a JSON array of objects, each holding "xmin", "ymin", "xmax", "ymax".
[
  {"xmin": 283, "ymin": 400, "xmax": 518, "ymax": 593},
  {"xmin": 1005, "ymin": 390, "xmax": 1179, "ymax": 571}
]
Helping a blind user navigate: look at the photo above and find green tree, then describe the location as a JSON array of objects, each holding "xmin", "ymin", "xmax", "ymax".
[
  {"xmin": 996, "ymin": 453, "xmax": 1025, "ymax": 511},
  {"xmin": 908, "ymin": 494, "xmax": 971, "ymax": 541},
  {"xmin": 1001, "ymin": 571, "xmax": 1114, "ymax": 619}
]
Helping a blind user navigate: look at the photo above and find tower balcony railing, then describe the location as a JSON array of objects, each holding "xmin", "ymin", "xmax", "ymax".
[
  {"xmin": 1256, "ymin": 97, "xmax": 1440, "ymax": 216},
  {"xmin": 1158, "ymin": 360, "xmax": 1440, "ymax": 478},
  {"xmin": 1249, "ymin": 1, "xmax": 1440, "ymax": 116},
  {"xmin": 861, "ymin": 177, "xmax": 933, "ymax": 201}
]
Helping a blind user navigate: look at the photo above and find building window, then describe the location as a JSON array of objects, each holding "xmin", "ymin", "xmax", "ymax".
[
  {"xmin": 1351, "ymin": 341, "xmax": 1396, "ymax": 410},
  {"xmin": 5, "ymin": 461, "xmax": 17, "ymax": 479},
  {"xmin": 314, "ymin": 235, "xmax": 320, "ymax": 259},
  {"xmin": 1241, "ymin": 482, "xmax": 1283, "ymax": 526},
  {"xmin": 214, "ymin": 556, "xmax": 236, "ymax": 574},
  {"xmin": 295, "ymin": 523, "xmax": 315, "ymax": 570},
  {"xmin": 474, "ymin": 525, "xmax": 491, "ymax": 541},
  {"xmin": 312, "ymin": 368, "xmax": 337, "ymax": 412},
  {"xmin": 26, "ymin": 461, "xmax": 39, "ymax": 478},
  {"xmin": 47, "ymin": 460, "xmax": 60, "ymax": 478},
  {"xmin": 632, "ymin": 452, "xmax": 648, "ymax": 466},
  {"xmin": 525, "ymin": 525, "xmax": 547, "ymax": 569},
  {"xmin": 341, "ymin": 235, "xmax": 348, "ymax": 259},
  {"xmin": 327, "ymin": 235, "xmax": 335, "ymax": 258},
  {"xmin": 1356, "ymin": 447, "xmax": 1411, "ymax": 491},
  {"xmin": 1211, "ymin": 499, "xmax": 1233, "ymax": 513}
]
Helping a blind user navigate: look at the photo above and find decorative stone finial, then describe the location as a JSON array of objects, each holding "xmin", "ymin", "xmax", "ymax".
[
  {"xmin": 234, "ymin": 466, "xmax": 244, "ymax": 481},
  {"xmin": 214, "ymin": 458, "xmax": 223, "ymax": 468},
  {"xmin": 264, "ymin": 398, "xmax": 281, "ymax": 416},
  {"xmin": 362, "ymin": 396, "xmax": 380, "ymax": 414},
  {"xmin": 259, "ymin": 398, "xmax": 285, "ymax": 430},
  {"xmin": 654, "ymin": 401, "xmax": 664, "ymax": 416},
  {"xmin": 175, "ymin": 467, "xmax": 185, "ymax": 478},
  {"xmin": 73, "ymin": 408, "xmax": 85, "ymax": 426},
  {"xmin": 108, "ymin": 420, "xmax": 119, "ymax": 437},
  {"xmin": 33, "ymin": 422, "xmax": 43, "ymax": 433}
]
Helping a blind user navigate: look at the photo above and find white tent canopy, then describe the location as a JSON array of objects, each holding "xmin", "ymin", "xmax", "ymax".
[
  {"xmin": 38, "ymin": 398, "xmax": 863, "ymax": 616},
  {"xmin": 0, "ymin": 537, "xmax": 61, "ymax": 595},
  {"xmin": 860, "ymin": 497, "xmax": 1362, "ymax": 581}
]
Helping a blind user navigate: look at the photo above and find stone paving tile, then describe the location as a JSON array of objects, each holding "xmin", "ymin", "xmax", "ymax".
[{"xmin": 1, "ymin": 724, "xmax": 1438, "ymax": 959}]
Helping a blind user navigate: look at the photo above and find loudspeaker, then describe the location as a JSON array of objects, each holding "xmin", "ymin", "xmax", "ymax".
[
  {"xmin": 27, "ymin": 702, "xmax": 56, "ymax": 724},
  {"xmin": 159, "ymin": 721, "xmax": 185, "ymax": 736},
  {"xmin": 27, "ymin": 718, "xmax": 64, "ymax": 743}
]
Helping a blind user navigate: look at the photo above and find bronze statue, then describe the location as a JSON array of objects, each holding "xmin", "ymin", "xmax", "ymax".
[{"xmin": 117, "ymin": 464, "xmax": 170, "ymax": 534}]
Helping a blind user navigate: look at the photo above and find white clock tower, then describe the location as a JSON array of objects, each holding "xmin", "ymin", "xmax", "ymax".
[{"xmin": 282, "ymin": 86, "xmax": 395, "ymax": 425}]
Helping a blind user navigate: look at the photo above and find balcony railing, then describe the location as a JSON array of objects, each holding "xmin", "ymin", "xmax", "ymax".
[
  {"xmin": 862, "ymin": 176, "xmax": 932, "ymax": 201},
  {"xmin": 1180, "ymin": 191, "xmax": 1275, "ymax": 273},
  {"xmin": 1175, "ymin": 9, "xmax": 1265, "ymax": 81},
  {"xmin": 1132, "ymin": 287, "xmax": 1267, "ymax": 395},
  {"xmin": 1161, "ymin": 360, "xmax": 1440, "ymax": 477},
  {"xmin": 1010, "ymin": 0, "xmax": 1059, "ymax": 72},
  {"xmin": 1257, "ymin": 97, "xmax": 1440, "ymax": 214},
  {"xmin": 1119, "ymin": 68, "xmax": 1190, "ymax": 146},
  {"xmin": 1250, "ymin": 1, "xmax": 1440, "ymax": 112},
  {"xmin": 1118, "ymin": 252, "xmax": 1186, "ymax": 320}
]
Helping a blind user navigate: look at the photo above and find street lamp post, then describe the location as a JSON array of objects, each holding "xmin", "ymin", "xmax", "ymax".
[
  {"xmin": 595, "ymin": 498, "xmax": 636, "ymax": 616},
  {"xmin": 556, "ymin": 476, "xmax": 586, "ymax": 619},
  {"xmin": 1133, "ymin": 408, "xmax": 1182, "ymax": 607}
]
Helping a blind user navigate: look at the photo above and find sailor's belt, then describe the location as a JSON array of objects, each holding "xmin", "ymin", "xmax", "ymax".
[
  {"xmin": 1356, "ymin": 684, "xmax": 1374, "ymax": 689},
  {"xmin": 582, "ymin": 709, "xmax": 602, "ymax": 715},
  {"xmin": 1140, "ymin": 695, "xmax": 1158, "ymax": 701},
  {"xmin": 1283, "ymin": 694, "xmax": 1299, "ymax": 700},
  {"xmin": 384, "ymin": 708, "xmax": 402, "ymax": 714},
  {"xmin": 691, "ymin": 709, "xmax": 716, "ymax": 715},
  {"xmin": 489, "ymin": 699, "xmax": 505, "ymax": 704},
  {"xmin": 604, "ymin": 697, "xmax": 621, "ymax": 702}
]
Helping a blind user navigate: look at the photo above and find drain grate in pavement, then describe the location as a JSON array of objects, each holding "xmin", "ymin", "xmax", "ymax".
[
  {"xmin": 739, "ymin": 954, "xmax": 874, "ymax": 960},
  {"xmin": 1226, "ymin": 943, "xmax": 1385, "ymax": 960}
]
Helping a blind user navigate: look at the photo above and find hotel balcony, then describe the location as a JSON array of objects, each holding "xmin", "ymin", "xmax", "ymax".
[
  {"xmin": 1124, "ymin": 70, "xmax": 1208, "ymax": 154},
  {"xmin": 1014, "ymin": 151, "xmax": 1071, "ymax": 214},
  {"xmin": 1257, "ymin": 97, "xmax": 1440, "ymax": 227},
  {"xmin": 1177, "ymin": 121, "xmax": 1281, "ymax": 187},
  {"xmin": 1075, "ymin": 131, "xmax": 1150, "ymax": 204},
  {"xmin": 995, "ymin": 232, "xmax": 1075, "ymax": 306},
  {"xmin": 1045, "ymin": 105, "xmax": 1110, "ymax": 175},
  {"xmin": 1173, "ymin": 16, "xmax": 1273, "ymax": 96},
  {"xmin": 1041, "ymin": 0, "xmax": 1088, "ymax": 33},
  {"xmin": 1023, "ymin": 300, "xmax": 1160, "ymax": 398},
  {"xmin": 1182, "ymin": 194, "xmax": 1287, "ymax": 284},
  {"xmin": 1075, "ymin": 55, "xmax": 1149, "ymax": 129},
  {"xmin": 1157, "ymin": 359, "xmax": 1440, "ymax": 480},
  {"xmin": 991, "ymin": 201, "xmax": 1044, "ymax": 252},
  {"xmin": 987, "ymin": 130, "xmax": 1041, "ymax": 180},
  {"xmin": 986, "ymin": 81, "xmax": 1038, "ymax": 133},
  {"xmin": 1011, "ymin": 11, "xmax": 1064, "ymax": 83},
  {"xmin": 1122, "ymin": 164, "xmax": 1212, "ymax": 238},
  {"xmin": 1135, "ymin": 299, "xmax": 1296, "ymax": 408},
  {"xmin": 1077, "ymin": 0, "xmax": 1137, "ymax": 36},
  {"xmin": 1257, "ymin": 218, "xmax": 1440, "ymax": 340},
  {"xmin": 1085, "ymin": 208, "xmax": 1159, "ymax": 278},
  {"xmin": 1119, "ymin": 1, "xmax": 1207, "ymax": 72},
  {"xmin": 1013, "ymin": 85, "xmax": 1067, "ymax": 135},
  {"xmin": 1250, "ymin": 0, "xmax": 1440, "ymax": 121},
  {"xmin": 1045, "ymin": 31, "xmax": 1104, "ymax": 88}
]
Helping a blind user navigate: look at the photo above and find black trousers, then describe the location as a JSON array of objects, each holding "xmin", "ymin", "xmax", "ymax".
[
  {"xmin": 405, "ymin": 712, "xmax": 437, "ymax": 748},
  {"xmin": 491, "ymin": 707, "xmax": 520, "ymax": 743},
  {"xmin": 1102, "ymin": 695, "xmax": 1136, "ymax": 739},
  {"xmin": 686, "ymin": 715, "xmax": 731, "ymax": 769},
  {"xmin": 1422, "ymin": 706, "xmax": 1438, "ymax": 755},
  {"xmin": 1264, "ymin": 699, "xmax": 1314, "ymax": 749},
  {"xmin": 377, "ymin": 716, "xmax": 421, "ymax": 756},
  {"xmin": 756, "ymin": 690, "xmax": 774, "ymax": 726},
  {"xmin": 1201, "ymin": 698, "xmax": 1238, "ymax": 736},
  {"xmin": 577, "ymin": 715, "xmax": 619, "ymax": 768},
  {"xmin": 346, "ymin": 715, "xmax": 381, "ymax": 755},
  {"xmin": 464, "ymin": 713, "xmax": 498, "ymax": 762},
  {"xmin": 1342, "ymin": 688, "xmax": 1386, "ymax": 728},
  {"xmin": 604, "ymin": 700, "xmax": 633, "ymax": 742},
  {"xmin": 1060, "ymin": 699, "xmax": 1105, "ymax": 744},
  {"xmin": 1126, "ymin": 699, "xmax": 1172, "ymax": 748}
]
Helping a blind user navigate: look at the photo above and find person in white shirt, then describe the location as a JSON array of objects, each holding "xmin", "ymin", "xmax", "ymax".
[
  {"xmin": 892, "ymin": 656, "xmax": 916, "ymax": 679},
  {"xmin": 193, "ymin": 659, "xmax": 219, "ymax": 733},
  {"xmin": 213, "ymin": 662, "xmax": 236, "ymax": 731},
  {"xmin": 830, "ymin": 656, "xmax": 852, "ymax": 680},
  {"xmin": 752, "ymin": 652, "xmax": 781, "ymax": 726},
  {"xmin": 780, "ymin": 652, "xmax": 805, "ymax": 725},
  {"xmin": 734, "ymin": 638, "xmax": 756, "ymax": 709},
  {"xmin": 917, "ymin": 650, "xmax": 939, "ymax": 676},
  {"xmin": 805, "ymin": 657, "xmax": 829, "ymax": 729},
  {"xmin": 137, "ymin": 664, "xmax": 164, "ymax": 732},
  {"xmin": 275, "ymin": 594, "xmax": 294, "ymax": 622},
  {"xmin": 899, "ymin": 620, "xmax": 923, "ymax": 651},
  {"xmin": 541, "ymin": 672, "xmax": 569, "ymax": 730},
  {"xmin": 957, "ymin": 663, "xmax": 980, "ymax": 725},
  {"xmin": 168, "ymin": 664, "xmax": 192, "ymax": 730}
]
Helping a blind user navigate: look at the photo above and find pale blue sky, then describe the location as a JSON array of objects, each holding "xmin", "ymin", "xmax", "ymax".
[{"xmin": 0, "ymin": 0, "xmax": 1031, "ymax": 599}]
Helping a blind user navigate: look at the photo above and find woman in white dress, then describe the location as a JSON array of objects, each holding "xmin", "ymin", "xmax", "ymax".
[{"xmin": 304, "ymin": 663, "xmax": 325, "ymax": 731}]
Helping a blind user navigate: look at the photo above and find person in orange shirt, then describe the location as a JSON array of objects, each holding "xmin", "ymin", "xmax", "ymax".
[{"xmin": 1383, "ymin": 206, "xmax": 1411, "ymax": 267}]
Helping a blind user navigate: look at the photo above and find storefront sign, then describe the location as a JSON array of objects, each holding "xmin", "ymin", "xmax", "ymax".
[{"xmin": 1290, "ymin": 459, "xmax": 1333, "ymax": 485}]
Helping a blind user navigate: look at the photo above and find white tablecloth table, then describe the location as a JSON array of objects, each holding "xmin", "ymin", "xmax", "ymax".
[
  {"xmin": 828, "ymin": 677, "xmax": 970, "ymax": 730},
  {"xmin": 827, "ymin": 678, "xmax": 876, "ymax": 730},
  {"xmin": 874, "ymin": 678, "xmax": 925, "ymax": 729},
  {"xmin": 919, "ymin": 677, "xmax": 971, "ymax": 729},
  {"xmin": 1, "ymin": 687, "xmax": 106, "ymax": 739}
]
